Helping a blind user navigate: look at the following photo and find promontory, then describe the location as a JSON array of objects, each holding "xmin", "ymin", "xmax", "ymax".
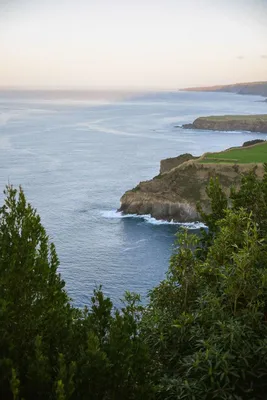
[
  {"xmin": 182, "ymin": 115, "xmax": 267, "ymax": 133},
  {"xmin": 181, "ymin": 81, "xmax": 267, "ymax": 99},
  {"xmin": 119, "ymin": 141, "xmax": 267, "ymax": 222}
]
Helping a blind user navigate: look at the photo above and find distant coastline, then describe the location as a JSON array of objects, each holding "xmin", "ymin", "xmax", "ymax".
[
  {"xmin": 180, "ymin": 81, "xmax": 267, "ymax": 133},
  {"xmin": 181, "ymin": 81, "xmax": 267, "ymax": 100},
  {"xmin": 119, "ymin": 82, "xmax": 267, "ymax": 222}
]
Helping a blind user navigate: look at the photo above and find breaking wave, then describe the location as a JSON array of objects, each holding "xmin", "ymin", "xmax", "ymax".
[{"xmin": 101, "ymin": 210, "xmax": 206, "ymax": 229}]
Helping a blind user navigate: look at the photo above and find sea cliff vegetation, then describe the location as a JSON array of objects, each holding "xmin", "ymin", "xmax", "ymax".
[{"xmin": 2, "ymin": 169, "xmax": 267, "ymax": 399}]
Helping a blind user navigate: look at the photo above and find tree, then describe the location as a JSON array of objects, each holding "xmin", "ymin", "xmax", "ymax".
[
  {"xmin": 0, "ymin": 186, "xmax": 153, "ymax": 399},
  {"xmin": 144, "ymin": 169, "xmax": 267, "ymax": 399},
  {"xmin": 145, "ymin": 210, "xmax": 267, "ymax": 399},
  {"xmin": 230, "ymin": 164, "xmax": 267, "ymax": 237},
  {"xmin": 3, "ymin": 171, "xmax": 267, "ymax": 399},
  {"xmin": 0, "ymin": 186, "xmax": 74, "ymax": 398}
]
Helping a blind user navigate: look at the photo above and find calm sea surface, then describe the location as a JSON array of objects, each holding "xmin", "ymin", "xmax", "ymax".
[{"xmin": 0, "ymin": 90, "xmax": 266, "ymax": 307}]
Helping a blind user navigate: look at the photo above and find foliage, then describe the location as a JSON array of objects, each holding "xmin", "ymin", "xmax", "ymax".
[
  {"xmin": 143, "ymin": 167, "xmax": 267, "ymax": 399},
  {"xmin": 2, "ymin": 167, "xmax": 267, "ymax": 399},
  {"xmin": 0, "ymin": 186, "xmax": 153, "ymax": 400},
  {"xmin": 145, "ymin": 210, "xmax": 267, "ymax": 399}
]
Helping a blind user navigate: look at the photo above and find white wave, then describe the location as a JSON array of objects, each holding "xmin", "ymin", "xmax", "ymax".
[
  {"xmin": 101, "ymin": 210, "xmax": 206, "ymax": 229},
  {"xmin": 77, "ymin": 122, "xmax": 196, "ymax": 143},
  {"xmin": 78, "ymin": 123, "xmax": 137, "ymax": 137}
]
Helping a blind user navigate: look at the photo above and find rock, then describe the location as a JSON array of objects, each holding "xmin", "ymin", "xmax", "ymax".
[
  {"xmin": 119, "ymin": 160, "xmax": 264, "ymax": 222},
  {"xmin": 181, "ymin": 123, "xmax": 194, "ymax": 129},
  {"xmin": 160, "ymin": 153, "xmax": 198, "ymax": 174},
  {"xmin": 182, "ymin": 115, "xmax": 267, "ymax": 133}
]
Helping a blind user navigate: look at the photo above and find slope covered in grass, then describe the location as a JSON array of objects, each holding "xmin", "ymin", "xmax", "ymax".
[{"xmin": 201, "ymin": 141, "xmax": 267, "ymax": 163}]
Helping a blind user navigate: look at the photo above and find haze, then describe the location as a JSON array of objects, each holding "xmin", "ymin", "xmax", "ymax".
[{"xmin": 1, "ymin": 0, "xmax": 267, "ymax": 89}]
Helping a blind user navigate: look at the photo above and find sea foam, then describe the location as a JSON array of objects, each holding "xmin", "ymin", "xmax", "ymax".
[{"xmin": 101, "ymin": 210, "xmax": 206, "ymax": 229}]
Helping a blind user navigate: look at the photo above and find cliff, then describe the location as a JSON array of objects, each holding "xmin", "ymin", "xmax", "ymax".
[
  {"xmin": 182, "ymin": 115, "xmax": 267, "ymax": 133},
  {"xmin": 119, "ymin": 158, "xmax": 264, "ymax": 222},
  {"xmin": 182, "ymin": 81, "xmax": 267, "ymax": 98},
  {"xmin": 160, "ymin": 153, "xmax": 197, "ymax": 174}
]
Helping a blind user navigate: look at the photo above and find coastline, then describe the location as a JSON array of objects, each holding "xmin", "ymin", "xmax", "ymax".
[
  {"xmin": 181, "ymin": 81, "xmax": 267, "ymax": 100},
  {"xmin": 119, "ymin": 140, "xmax": 267, "ymax": 223},
  {"xmin": 182, "ymin": 115, "xmax": 267, "ymax": 133}
]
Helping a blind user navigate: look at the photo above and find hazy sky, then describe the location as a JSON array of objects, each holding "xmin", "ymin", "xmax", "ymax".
[{"xmin": 0, "ymin": 0, "xmax": 267, "ymax": 89}]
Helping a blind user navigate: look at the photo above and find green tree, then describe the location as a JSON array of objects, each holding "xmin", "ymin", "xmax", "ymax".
[
  {"xmin": 4, "ymin": 170, "xmax": 267, "ymax": 400},
  {"xmin": 145, "ymin": 210, "xmax": 267, "ymax": 399},
  {"xmin": 144, "ymin": 169, "xmax": 267, "ymax": 399},
  {"xmin": 230, "ymin": 164, "xmax": 267, "ymax": 237},
  {"xmin": 197, "ymin": 176, "xmax": 228, "ymax": 234},
  {"xmin": 74, "ymin": 289, "xmax": 154, "ymax": 400},
  {"xmin": 0, "ymin": 186, "xmax": 75, "ymax": 398},
  {"xmin": 0, "ymin": 186, "xmax": 153, "ymax": 399}
]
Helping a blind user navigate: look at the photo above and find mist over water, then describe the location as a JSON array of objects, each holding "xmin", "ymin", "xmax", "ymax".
[{"xmin": 0, "ymin": 89, "xmax": 266, "ymax": 307}]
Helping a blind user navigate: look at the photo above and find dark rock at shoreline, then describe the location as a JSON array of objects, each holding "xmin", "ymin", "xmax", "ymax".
[{"xmin": 182, "ymin": 123, "xmax": 194, "ymax": 129}]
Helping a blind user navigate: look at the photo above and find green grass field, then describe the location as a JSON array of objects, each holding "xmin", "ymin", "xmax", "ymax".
[{"xmin": 200, "ymin": 142, "xmax": 267, "ymax": 164}]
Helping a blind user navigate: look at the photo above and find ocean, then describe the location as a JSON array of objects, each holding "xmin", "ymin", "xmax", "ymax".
[{"xmin": 0, "ymin": 89, "xmax": 266, "ymax": 307}]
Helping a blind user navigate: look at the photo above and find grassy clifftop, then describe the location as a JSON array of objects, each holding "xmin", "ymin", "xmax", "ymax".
[{"xmin": 200, "ymin": 141, "xmax": 267, "ymax": 164}]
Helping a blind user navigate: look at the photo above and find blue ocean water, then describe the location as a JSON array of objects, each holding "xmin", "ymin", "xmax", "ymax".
[{"xmin": 0, "ymin": 89, "xmax": 266, "ymax": 307}]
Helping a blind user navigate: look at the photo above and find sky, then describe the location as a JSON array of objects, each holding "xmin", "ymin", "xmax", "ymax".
[{"xmin": 0, "ymin": 0, "xmax": 267, "ymax": 89}]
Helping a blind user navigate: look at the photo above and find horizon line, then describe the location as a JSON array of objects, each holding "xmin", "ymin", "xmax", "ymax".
[{"xmin": 0, "ymin": 79, "xmax": 266, "ymax": 92}]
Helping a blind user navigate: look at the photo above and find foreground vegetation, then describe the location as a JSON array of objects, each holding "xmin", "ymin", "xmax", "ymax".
[
  {"xmin": 2, "ymin": 167, "xmax": 267, "ymax": 398},
  {"xmin": 201, "ymin": 141, "xmax": 267, "ymax": 163}
]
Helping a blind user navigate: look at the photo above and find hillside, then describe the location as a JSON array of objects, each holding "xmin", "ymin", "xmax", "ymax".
[
  {"xmin": 119, "ymin": 142, "xmax": 267, "ymax": 222},
  {"xmin": 200, "ymin": 141, "xmax": 267, "ymax": 164},
  {"xmin": 182, "ymin": 81, "xmax": 267, "ymax": 98},
  {"xmin": 182, "ymin": 114, "xmax": 267, "ymax": 133}
]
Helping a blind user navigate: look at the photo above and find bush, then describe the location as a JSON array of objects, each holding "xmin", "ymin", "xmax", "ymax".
[{"xmin": 143, "ymin": 166, "xmax": 267, "ymax": 399}]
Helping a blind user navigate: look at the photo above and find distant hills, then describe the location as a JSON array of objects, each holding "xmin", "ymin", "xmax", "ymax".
[{"xmin": 181, "ymin": 81, "xmax": 267, "ymax": 98}]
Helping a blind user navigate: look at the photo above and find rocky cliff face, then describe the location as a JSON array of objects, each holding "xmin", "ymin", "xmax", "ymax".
[
  {"xmin": 160, "ymin": 153, "xmax": 197, "ymax": 174},
  {"xmin": 119, "ymin": 159, "xmax": 264, "ymax": 222},
  {"xmin": 183, "ymin": 116, "xmax": 267, "ymax": 133}
]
